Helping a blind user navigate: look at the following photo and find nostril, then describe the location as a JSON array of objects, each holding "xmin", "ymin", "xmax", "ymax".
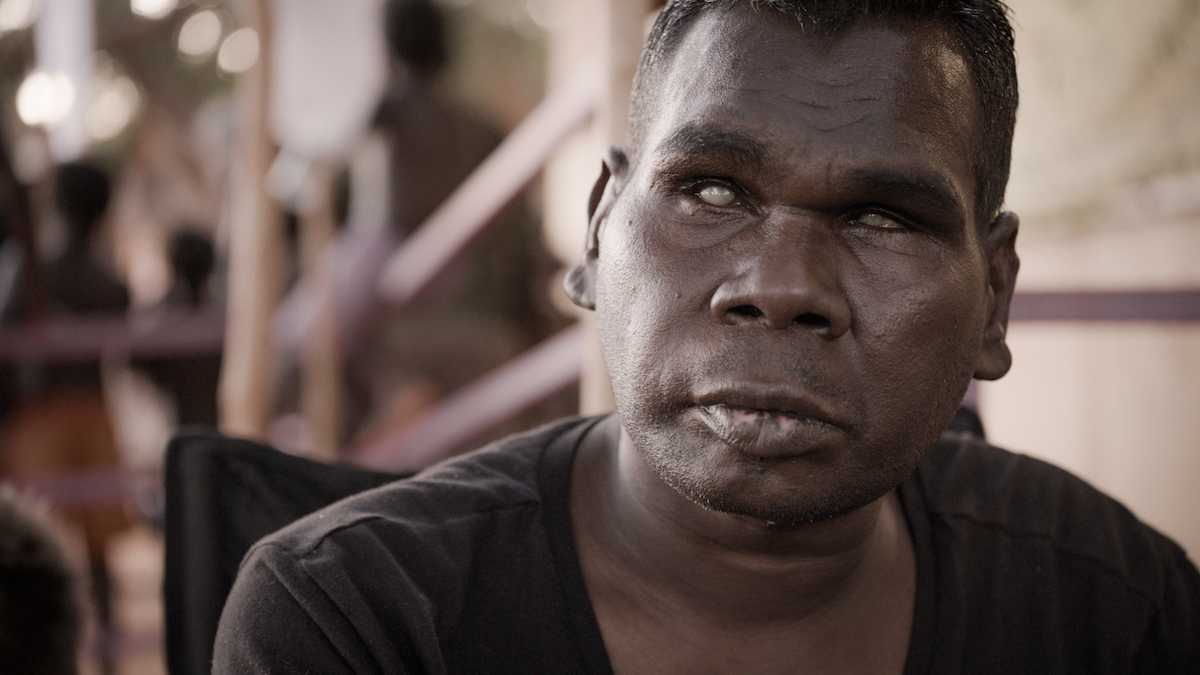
[
  {"xmin": 729, "ymin": 305, "xmax": 764, "ymax": 320},
  {"xmin": 795, "ymin": 313, "xmax": 830, "ymax": 329}
]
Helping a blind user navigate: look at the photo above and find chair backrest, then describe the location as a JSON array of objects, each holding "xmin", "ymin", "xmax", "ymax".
[{"xmin": 163, "ymin": 429, "xmax": 406, "ymax": 675}]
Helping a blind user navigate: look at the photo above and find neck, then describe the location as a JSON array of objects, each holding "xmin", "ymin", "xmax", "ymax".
[{"xmin": 572, "ymin": 415, "xmax": 914, "ymax": 624}]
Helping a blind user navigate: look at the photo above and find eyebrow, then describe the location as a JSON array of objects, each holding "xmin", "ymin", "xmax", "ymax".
[
  {"xmin": 655, "ymin": 122, "xmax": 768, "ymax": 171},
  {"xmin": 844, "ymin": 167, "xmax": 967, "ymax": 222}
]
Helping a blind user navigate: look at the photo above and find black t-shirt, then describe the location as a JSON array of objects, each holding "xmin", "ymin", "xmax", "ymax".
[{"xmin": 213, "ymin": 416, "xmax": 1200, "ymax": 674}]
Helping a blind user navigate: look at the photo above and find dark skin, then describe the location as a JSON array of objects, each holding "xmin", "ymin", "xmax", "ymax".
[{"xmin": 564, "ymin": 6, "xmax": 1019, "ymax": 675}]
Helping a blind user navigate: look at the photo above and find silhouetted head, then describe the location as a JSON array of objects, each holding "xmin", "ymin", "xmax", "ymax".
[
  {"xmin": 169, "ymin": 228, "xmax": 215, "ymax": 306},
  {"xmin": 384, "ymin": 0, "xmax": 448, "ymax": 78},
  {"xmin": 55, "ymin": 162, "xmax": 111, "ymax": 240}
]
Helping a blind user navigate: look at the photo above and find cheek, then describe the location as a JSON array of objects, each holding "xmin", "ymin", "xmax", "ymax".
[
  {"xmin": 595, "ymin": 199, "xmax": 710, "ymax": 316},
  {"xmin": 594, "ymin": 208, "xmax": 719, "ymax": 407},
  {"xmin": 850, "ymin": 254, "xmax": 988, "ymax": 422},
  {"xmin": 847, "ymin": 234, "xmax": 987, "ymax": 348},
  {"xmin": 593, "ymin": 217, "xmax": 673, "ymax": 381}
]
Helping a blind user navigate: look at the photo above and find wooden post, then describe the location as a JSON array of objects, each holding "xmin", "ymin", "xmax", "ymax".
[
  {"xmin": 297, "ymin": 161, "xmax": 341, "ymax": 459},
  {"xmin": 219, "ymin": 0, "xmax": 284, "ymax": 441},
  {"xmin": 576, "ymin": 0, "xmax": 648, "ymax": 415},
  {"xmin": 600, "ymin": 0, "xmax": 646, "ymax": 148}
]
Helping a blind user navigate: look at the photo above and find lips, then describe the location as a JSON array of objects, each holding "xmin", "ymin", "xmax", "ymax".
[{"xmin": 689, "ymin": 384, "xmax": 845, "ymax": 457}]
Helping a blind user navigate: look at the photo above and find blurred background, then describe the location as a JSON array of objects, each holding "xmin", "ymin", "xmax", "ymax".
[
  {"xmin": 0, "ymin": 0, "xmax": 1195, "ymax": 672},
  {"xmin": 980, "ymin": 0, "xmax": 1200, "ymax": 568}
]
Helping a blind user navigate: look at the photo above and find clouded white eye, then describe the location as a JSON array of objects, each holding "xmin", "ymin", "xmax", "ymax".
[
  {"xmin": 698, "ymin": 184, "xmax": 736, "ymax": 206},
  {"xmin": 855, "ymin": 212, "xmax": 901, "ymax": 229}
]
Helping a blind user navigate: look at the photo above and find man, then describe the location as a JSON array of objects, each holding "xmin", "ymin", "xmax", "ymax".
[{"xmin": 214, "ymin": 1, "xmax": 1200, "ymax": 672}]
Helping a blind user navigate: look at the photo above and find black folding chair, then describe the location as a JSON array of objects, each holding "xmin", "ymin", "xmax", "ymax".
[{"xmin": 162, "ymin": 429, "xmax": 407, "ymax": 675}]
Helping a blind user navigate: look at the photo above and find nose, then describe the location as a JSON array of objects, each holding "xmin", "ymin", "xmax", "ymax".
[{"xmin": 710, "ymin": 220, "xmax": 851, "ymax": 338}]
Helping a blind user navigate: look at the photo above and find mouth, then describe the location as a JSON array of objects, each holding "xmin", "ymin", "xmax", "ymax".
[{"xmin": 689, "ymin": 384, "xmax": 845, "ymax": 457}]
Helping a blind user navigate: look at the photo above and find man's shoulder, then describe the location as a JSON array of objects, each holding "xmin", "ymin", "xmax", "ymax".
[
  {"xmin": 914, "ymin": 431, "xmax": 1194, "ymax": 601},
  {"xmin": 215, "ymin": 416, "xmax": 604, "ymax": 673},
  {"xmin": 252, "ymin": 416, "xmax": 594, "ymax": 563}
]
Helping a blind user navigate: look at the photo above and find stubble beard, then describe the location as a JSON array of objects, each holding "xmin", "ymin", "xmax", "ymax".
[
  {"xmin": 611, "ymin": 376, "xmax": 910, "ymax": 528},
  {"xmin": 634, "ymin": 428, "xmax": 916, "ymax": 527}
]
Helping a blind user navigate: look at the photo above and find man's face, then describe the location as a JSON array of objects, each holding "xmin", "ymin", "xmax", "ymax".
[{"xmin": 573, "ymin": 7, "xmax": 1017, "ymax": 524}]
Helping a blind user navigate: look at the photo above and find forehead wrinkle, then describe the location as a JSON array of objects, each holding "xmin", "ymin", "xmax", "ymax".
[
  {"xmin": 737, "ymin": 84, "xmax": 835, "ymax": 111},
  {"xmin": 809, "ymin": 113, "xmax": 870, "ymax": 133}
]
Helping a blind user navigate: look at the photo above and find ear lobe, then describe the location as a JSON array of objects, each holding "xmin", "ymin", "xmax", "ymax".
[
  {"xmin": 565, "ymin": 146, "xmax": 628, "ymax": 311},
  {"xmin": 563, "ymin": 262, "xmax": 596, "ymax": 310},
  {"xmin": 974, "ymin": 211, "xmax": 1020, "ymax": 381}
]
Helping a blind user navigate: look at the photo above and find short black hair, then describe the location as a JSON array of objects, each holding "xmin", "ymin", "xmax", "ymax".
[
  {"xmin": 0, "ymin": 486, "xmax": 85, "ymax": 675},
  {"xmin": 630, "ymin": 0, "xmax": 1018, "ymax": 225},
  {"xmin": 384, "ymin": 0, "xmax": 448, "ymax": 77},
  {"xmin": 55, "ymin": 162, "xmax": 111, "ymax": 236},
  {"xmin": 169, "ymin": 228, "xmax": 216, "ymax": 305}
]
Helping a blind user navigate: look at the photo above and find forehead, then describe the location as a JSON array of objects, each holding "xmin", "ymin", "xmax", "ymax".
[{"xmin": 633, "ymin": 6, "xmax": 979, "ymax": 214}]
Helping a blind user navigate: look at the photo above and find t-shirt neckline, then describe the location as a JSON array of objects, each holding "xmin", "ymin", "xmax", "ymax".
[
  {"xmin": 538, "ymin": 414, "xmax": 937, "ymax": 675},
  {"xmin": 538, "ymin": 414, "xmax": 616, "ymax": 675}
]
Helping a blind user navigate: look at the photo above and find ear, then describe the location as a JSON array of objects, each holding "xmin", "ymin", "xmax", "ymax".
[
  {"xmin": 974, "ymin": 211, "xmax": 1020, "ymax": 380},
  {"xmin": 564, "ymin": 146, "xmax": 628, "ymax": 310}
]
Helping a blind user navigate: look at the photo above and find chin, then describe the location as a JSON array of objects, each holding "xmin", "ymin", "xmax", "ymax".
[
  {"xmin": 675, "ymin": 474, "xmax": 891, "ymax": 527},
  {"xmin": 641, "ymin": 438, "xmax": 914, "ymax": 527}
]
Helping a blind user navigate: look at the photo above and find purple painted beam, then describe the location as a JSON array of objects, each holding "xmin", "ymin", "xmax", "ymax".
[
  {"xmin": 350, "ymin": 323, "xmax": 584, "ymax": 473},
  {"xmin": 3, "ymin": 467, "xmax": 159, "ymax": 510},
  {"xmin": 0, "ymin": 307, "xmax": 225, "ymax": 363},
  {"xmin": 1008, "ymin": 290, "xmax": 1200, "ymax": 322}
]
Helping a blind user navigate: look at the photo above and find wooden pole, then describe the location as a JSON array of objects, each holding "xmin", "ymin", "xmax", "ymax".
[
  {"xmin": 576, "ymin": 0, "xmax": 647, "ymax": 415},
  {"xmin": 600, "ymin": 0, "xmax": 645, "ymax": 148},
  {"xmin": 218, "ymin": 0, "xmax": 284, "ymax": 441},
  {"xmin": 297, "ymin": 161, "xmax": 341, "ymax": 458}
]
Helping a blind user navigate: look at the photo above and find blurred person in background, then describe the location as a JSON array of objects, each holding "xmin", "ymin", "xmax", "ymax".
[
  {"xmin": 0, "ymin": 161, "xmax": 130, "ymax": 675},
  {"xmin": 135, "ymin": 227, "xmax": 222, "ymax": 429},
  {"xmin": 0, "ymin": 485, "xmax": 87, "ymax": 675},
  {"xmin": 342, "ymin": 0, "xmax": 570, "ymax": 451},
  {"xmin": 376, "ymin": 0, "xmax": 497, "ymax": 241},
  {"xmin": 42, "ymin": 163, "xmax": 129, "ymax": 319}
]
